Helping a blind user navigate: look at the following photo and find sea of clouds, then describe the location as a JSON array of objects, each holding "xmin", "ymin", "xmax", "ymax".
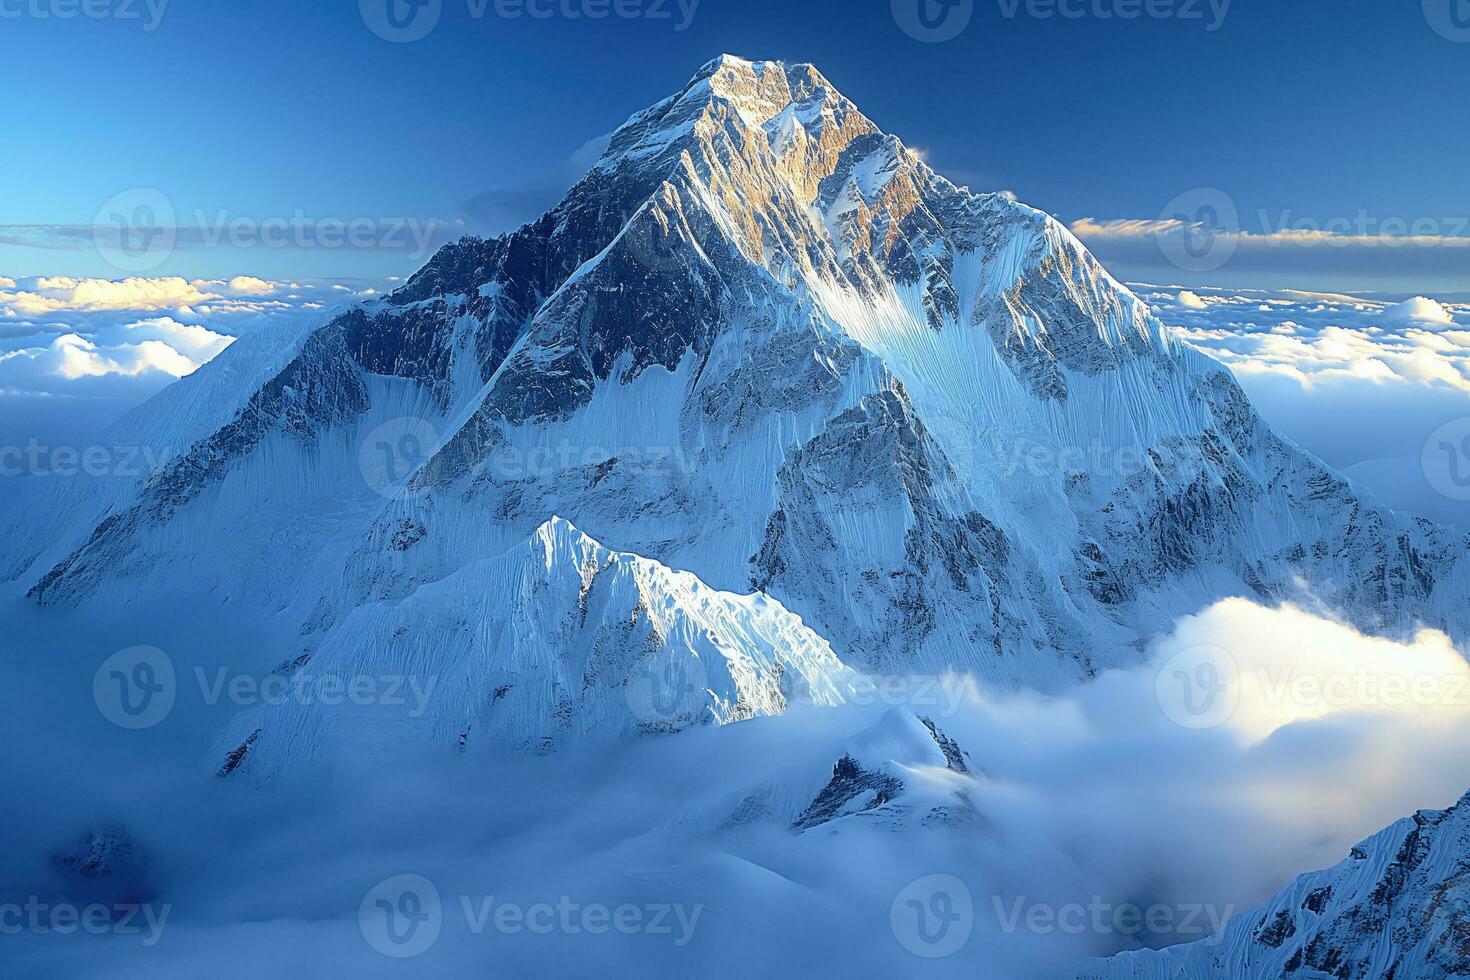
[
  {"xmin": 3, "ymin": 590, "xmax": 1469, "ymax": 978},
  {"xmin": 1137, "ymin": 284, "xmax": 1470, "ymax": 528}
]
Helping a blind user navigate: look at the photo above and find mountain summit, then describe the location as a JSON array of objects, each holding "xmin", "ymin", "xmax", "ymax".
[{"xmin": 10, "ymin": 56, "xmax": 1469, "ymax": 770}]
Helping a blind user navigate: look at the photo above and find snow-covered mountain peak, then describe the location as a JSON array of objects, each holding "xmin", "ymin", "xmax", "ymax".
[{"xmin": 11, "ymin": 57, "xmax": 1470, "ymax": 750}]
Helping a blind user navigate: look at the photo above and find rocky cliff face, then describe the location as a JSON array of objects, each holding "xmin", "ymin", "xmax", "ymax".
[{"xmin": 1081, "ymin": 790, "xmax": 1470, "ymax": 979}]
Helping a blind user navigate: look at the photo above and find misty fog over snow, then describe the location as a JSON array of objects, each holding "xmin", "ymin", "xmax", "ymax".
[{"xmin": 4, "ymin": 593, "xmax": 1470, "ymax": 978}]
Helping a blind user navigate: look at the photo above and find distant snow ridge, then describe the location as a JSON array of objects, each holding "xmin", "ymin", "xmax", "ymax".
[
  {"xmin": 10, "ymin": 55, "xmax": 1470, "ymax": 770},
  {"xmin": 1080, "ymin": 790, "xmax": 1470, "ymax": 979}
]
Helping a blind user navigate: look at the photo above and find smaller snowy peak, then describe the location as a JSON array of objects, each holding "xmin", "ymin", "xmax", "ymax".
[
  {"xmin": 212, "ymin": 518, "xmax": 858, "ymax": 775},
  {"xmin": 791, "ymin": 709, "xmax": 976, "ymax": 833},
  {"xmin": 1081, "ymin": 789, "xmax": 1470, "ymax": 979}
]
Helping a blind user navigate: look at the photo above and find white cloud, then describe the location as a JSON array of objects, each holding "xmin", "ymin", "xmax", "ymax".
[
  {"xmin": 5, "ymin": 597, "xmax": 1469, "ymax": 978},
  {"xmin": 0, "ymin": 320, "xmax": 233, "ymax": 384},
  {"xmin": 19, "ymin": 276, "xmax": 223, "ymax": 312},
  {"xmin": 227, "ymin": 276, "xmax": 277, "ymax": 296},
  {"xmin": 1074, "ymin": 218, "xmax": 1470, "ymax": 252},
  {"xmin": 1145, "ymin": 284, "xmax": 1470, "ymax": 393},
  {"xmin": 1383, "ymin": 295, "xmax": 1455, "ymax": 328}
]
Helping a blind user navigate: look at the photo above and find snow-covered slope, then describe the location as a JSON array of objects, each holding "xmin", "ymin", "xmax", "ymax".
[
  {"xmin": 1081, "ymin": 790, "xmax": 1470, "ymax": 979},
  {"xmin": 213, "ymin": 517, "xmax": 856, "ymax": 775},
  {"xmin": 12, "ymin": 56, "xmax": 1470, "ymax": 754}
]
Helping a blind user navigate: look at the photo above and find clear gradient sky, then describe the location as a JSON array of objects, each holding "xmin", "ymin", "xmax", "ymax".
[{"xmin": 3, "ymin": 0, "xmax": 1469, "ymax": 290}]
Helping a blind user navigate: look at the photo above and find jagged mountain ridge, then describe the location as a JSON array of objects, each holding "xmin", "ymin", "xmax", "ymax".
[
  {"xmin": 1081, "ymin": 790, "xmax": 1470, "ymax": 979},
  {"xmin": 10, "ymin": 56, "xmax": 1470, "ymax": 756},
  {"xmin": 214, "ymin": 517, "xmax": 856, "ymax": 774}
]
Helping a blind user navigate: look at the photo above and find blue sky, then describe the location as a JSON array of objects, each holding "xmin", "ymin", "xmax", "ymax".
[
  {"xmin": 3, "ymin": 1, "xmax": 1469, "ymax": 528},
  {"xmin": 3, "ymin": 0, "xmax": 1469, "ymax": 289}
]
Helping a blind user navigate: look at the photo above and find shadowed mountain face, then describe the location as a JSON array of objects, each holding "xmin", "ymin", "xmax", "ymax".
[
  {"xmin": 1081, "ymin": 789, "xmax": 1470, "ymax": 980},
  {"xmin": 8, "ymin": 56, "xmax": 1469, "ymax": 767}
]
